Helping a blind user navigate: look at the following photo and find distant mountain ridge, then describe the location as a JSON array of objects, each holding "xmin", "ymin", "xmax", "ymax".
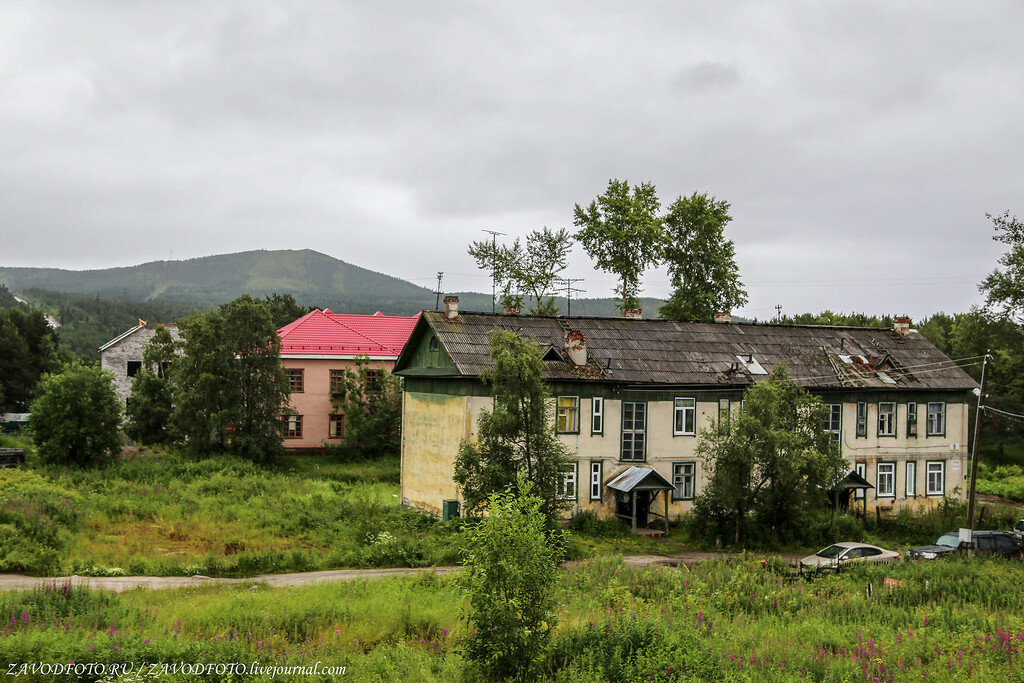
[{"xmin": 0, "ymin": 249, "xmax": 665, "ymax": 318}]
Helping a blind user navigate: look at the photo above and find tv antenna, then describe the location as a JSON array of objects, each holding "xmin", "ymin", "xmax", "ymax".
[
  {"xmin": 481, "ymin": 229, "xmax": 506, "ymax": 313},
  {"xmin": 775, "ymin": 304, "xmax": 783, "ymax": 322},
  {"xmin": 556, "ymin": 277, "xmax": 585, "ymax": 317},
  {"xmin": 434, "ymin": 272, "xmax": 444, "ymax": 311}
]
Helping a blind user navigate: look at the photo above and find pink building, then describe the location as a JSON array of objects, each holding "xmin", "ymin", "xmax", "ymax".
[{"xmin": 277, "ymin": 308, "xmax": 419, "ymax": 451}]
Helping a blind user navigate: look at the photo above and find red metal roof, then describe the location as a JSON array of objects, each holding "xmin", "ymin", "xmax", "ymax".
[{"xmin": 277, "ymin": 309, "xmax": 420, "ymax": 357}]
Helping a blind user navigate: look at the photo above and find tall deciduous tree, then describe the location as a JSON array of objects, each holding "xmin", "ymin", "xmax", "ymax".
[
  {"xmin": 981, "ymin": 210, "xmax": 1024, "ymax": 323},
  {"xmin": 658, "ymin": 193, "xmax": 748, "ymax": 322},
  {"xmin": 30, "ymin": 362, "xmax": 121, "ymax": 465},
  {"xmin": 690, "ymin": 367, "xmax": 846, "ymax": 545},
  {"xmin": 574, "ymin": 179, "xmax": 663, "ymax": 313},
  {"xmin": 467, "ymin": 228, "xmax": 572, "ymax": 315},
  {"xmin": 453, "ymin": 330, "xmax": 571, "ymax": 518},
  {"xmin": 171, "ymin": 295, "xmax": 290, "ymax": 461},
  {"xmin": 330, "ymin": 356, "xmax": 402, "ymax": 459},
  {"xmin": 125, "ymin": 325, "xmax": 177, "ymax": 445}
]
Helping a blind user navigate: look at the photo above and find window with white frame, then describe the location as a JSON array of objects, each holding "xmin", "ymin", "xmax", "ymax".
[
  {"xmin": 877, "ymin": 403, "xmax": 896, "ymax": 436},
  {"xmin": 591, "ymin": 397, "xmax": 604, "ymax": 435},
  {"xmin": 621, "ymin": 402, "xmax": 646, "ymax": 461},
  {"xmin": 589, "ymin": 461, "xmax": 603, "ymax": 500},
  {"xmin": 825, "ymin": 404, "xmax": 842, "ymax": 442},
  {"xmin": 926, "ymin": 461, "xmax": 945, "ymax": 495},
  {"xmin": 673, "ymin": 397, "xmax": 696, "ymax": 435},
  {"xmin": 926, "ymin": 403, "xmax": 945, "ymax": 436},
  {"xmin": 855, "ymin": 461, "xmax": 866, "ymax": 499},
  {"xmin": 856, "ymin": 402, "xmax": 868, "ymax": 437},
  {"xmin": 672, "ymin": 462, "xmax": 695, "ymax": 500},
  {"xmin": 556, "ymin": 396, "xmax": 580, "ymax": 433},
  {"xmin": 877, "ymin": 462, "xmax": 895, "ymax": 497},
  {"xmin": 557, "ymin": 464, "xmax": 577, "ymax": 500},
  {"xmin": 906, "ymin": 461, "xmax": 917, "ymax": 496},
  {"xmin": 907, "ymin": 402, "xmax": 918, "ymax": 437}
]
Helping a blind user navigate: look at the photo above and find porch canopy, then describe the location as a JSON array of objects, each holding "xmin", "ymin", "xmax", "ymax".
[
  {"xmin": 831, "ymin": 469, "xmax": 874, "ymax": 515},
  {"xmin": 607, "ymin": 466, "xmax": 674, "ymax": 533}
]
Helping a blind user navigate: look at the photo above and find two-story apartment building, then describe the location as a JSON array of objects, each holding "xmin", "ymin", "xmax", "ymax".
[{"xmin": 393, "ymin": 299, "xmax": 977, "ymax": 522}]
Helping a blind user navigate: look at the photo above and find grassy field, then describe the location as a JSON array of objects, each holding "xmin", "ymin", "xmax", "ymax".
[
  {"xmin": 1, "ymin": 555, "xmax": 1022, "ymax": 681},
  {"xmin": 0, "ymin": 436, "xmax": 671, "ymax": 577}
]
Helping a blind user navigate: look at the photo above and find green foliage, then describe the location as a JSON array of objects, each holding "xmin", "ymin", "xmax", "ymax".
[
  {"xmin": 171, "ymin": 294, "xmax": 290, "ymax": 461},
  {"xmin": 658, "ymin": 192, "xmax": 748, "ymax": 322},
  {"xmin": 124, "ymin": 325, "xmax": 177, "ymax": 445},
  {"xmin": 330, "ymin": 357, "xmax": 402, "ymax": 460},
  {"xmin": 690, "ymin": 366, "xmax": 847, "ymax": 546},
  {"xmin": 0, "ymin": 306, "xmax": 64, "ymax": 411},
  {"xmin": 0, "ymin": 469, "xmax": 80, "ymax": 573},
  {"xmin": 574, "ymin": 179, "xmax": 663, "ymax": 312},
  {"xmin": 981, "ymin": 210, "xmax": 1024, "ymax": 322},
  {"xmin": 453, "ymin": 330, "xmax": 571, "ymax": 518},
  {"xmin": 461, "ymin": 479, "xmax": 561, "ymax": 680},
  {"xmin": 976, "ymin": 464, "xmax": 1024, "ymax": 502},
  {"xmin": 29, "ymin": 362, "xmax": 121, "ymax": 466},
  {"xmin": 263, "ymin": 292, "xmax": 311, "ymax": 328},
  {"xmin": 468, "ymin": 227, "xmax": 573, "ymax": 315}
]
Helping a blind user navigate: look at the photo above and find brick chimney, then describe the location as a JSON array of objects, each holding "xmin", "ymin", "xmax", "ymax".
[
  {"xmin": 623, "ymin": 308, "xmax": 642, "ymax": 319},
  {"xmin": 894, "ymin": 316, "xmax": 911, "ymax": 337},
  {"xmin": 714, "ymin": 311, "xmax": 732, "ymax": 324},
  {"xmin": 564, "ymin": 330, "xmax": 587, "ymax": 366},
  {"xmin": 443, "ymin": 296, "xmax": 460, "ymax": 321}
]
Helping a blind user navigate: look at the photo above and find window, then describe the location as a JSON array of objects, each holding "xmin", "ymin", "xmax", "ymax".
[
  {"xmin": 282, "ymin": 414, "xmax": 303, "ymax": 439},
  {"xmin": 126, "ymin": 361, "xmax": 142, "ymax": 378},
  {"xmin": 855, "ymin": 461, "xmax": 866, "ymax": 499},
  {"xmin": 856, "ymin": 403, "xmax": 868, "ymax": 437},
  {"xmin": 557, "ymin": 464, "xmax": 577, "ymax": 500},
  {"xmin": 590, "ymin": 461, "xmax": 603, "ymax": 501},
  {"xmin": 328, "ymin": 414, "xmax": 344, "ymax": 439},
  {"xmin": 907, "ymin": 402, "xmax": 918, "ymax": 437},
  {"xmin": 329, "ymin": 370, "xmax": 346, "ymax": 395},
  {"xmin": 621, "ymin": 402, "xmax": 646, "ymax": 461},
  {"xmin": 906, "ymin": 461, "xmax": 917, "ymax": 496},
  {"xmin": 674, "ymin": 398, "xmax": 696, "ymax": 436},
  {"xmin": 591, "ymin": 397, "xmax": 604, "ymax": 435},
  {"xmin": 926, "ymin": 461, "xmax": 945, "ymax": 495},
  {"xmin": 718, "ymin": 399, "xmax": 730, "ymax": 430},
  {"xmin": 365, "ymin": 369, "xmax": 382, "ymax": 393},
  {"xmin": 672, "ymin": 462, "xmax": 695, "ymax": 500},
  {"xmin": 877, "ymin": 463, "xmax": 895, "ymax": 497},
  {"xmin": 556, "ymin": 396, "xmax": 580, "ymax": 433},
  {"xmin": 926, "ymin": 403, "xmax": 945, "ymax": 436},
  {"xmin": 877, "ymin": 403, "xmax": 896, "ymax": 436},
  {"xmin": 286, "ymin": 368, "xmax": 304, "ymax": 393},
  {"xmin": 825, "ymin": 404, "xmax": 842, "ymax": 443}
]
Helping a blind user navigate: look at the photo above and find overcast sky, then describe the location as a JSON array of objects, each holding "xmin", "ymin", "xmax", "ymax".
[{"xmin": 2, "ymin": 1, "xmax": 1021, "ymax": 319}]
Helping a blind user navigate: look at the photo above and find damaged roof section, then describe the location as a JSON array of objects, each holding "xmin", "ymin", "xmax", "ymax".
[{"xmin": 396, "ymin": 311, "xmax": 977, "ymax": 391}]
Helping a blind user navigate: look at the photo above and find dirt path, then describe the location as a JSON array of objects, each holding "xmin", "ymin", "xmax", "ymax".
[{"xmin": 0, "ymin": 551, "xmax": 804, "ymax": 593}]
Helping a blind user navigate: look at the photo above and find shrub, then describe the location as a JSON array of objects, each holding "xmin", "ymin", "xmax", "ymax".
[
  {"xmin": 0, "ymin": 469, "xmax": 79, "ymax": 574},
  {"xmin": 30, "ymin": 361, "xmax": 121, "ymax": 466}
]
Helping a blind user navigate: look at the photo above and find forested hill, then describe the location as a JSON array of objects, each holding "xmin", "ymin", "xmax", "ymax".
[{"xmin": 0, "ymin": 249, "xmax": 438, "ymax": 313}]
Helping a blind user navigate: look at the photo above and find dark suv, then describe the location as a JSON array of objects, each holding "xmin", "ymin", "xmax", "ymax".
[{"xmin": 908, "ymin": 531, "xmax": 1023, "ymax": 561}]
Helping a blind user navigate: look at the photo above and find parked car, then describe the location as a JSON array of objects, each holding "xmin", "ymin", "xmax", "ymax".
[
  {"xmin": 799, "ymin": 542, "xmax": 900, "ymax": 573},
  {"xmin": 1013, "ymin": 519, "xmax": 1024, "ymax": 542},
  {"xmin": 908, "ymin": 530, "xmax": 1023, "ymax": 560}
]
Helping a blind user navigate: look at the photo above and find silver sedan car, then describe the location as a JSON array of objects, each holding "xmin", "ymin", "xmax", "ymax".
[{"xmin": 799, "ymin": 542, "xmax": 900, "ymax": 573}]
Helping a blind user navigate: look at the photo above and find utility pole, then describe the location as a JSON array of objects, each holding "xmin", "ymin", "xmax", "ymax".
[
  {"xmin": 556, "ymin": 277, "xmax": 585, "ymax": 317},
  {"xmin": 434, "ymin": 272, "xmax": 444, "ymax": 311},
  {"xmin": 481, "ymin": 229, "xmax": 505, "ymax": 313},
  {"xmin": 967, "ymin": 350, "xmax": 991, "ymax": 531}
]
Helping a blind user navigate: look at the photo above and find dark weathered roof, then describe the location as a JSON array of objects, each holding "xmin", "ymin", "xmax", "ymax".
[{"xmin": 405, "ymin": 311, "xmax": 977, "ymax": 391}]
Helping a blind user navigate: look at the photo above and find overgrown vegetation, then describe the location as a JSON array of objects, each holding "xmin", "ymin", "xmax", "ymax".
[
  {"xmin": 329, "ymin": 357, "xmax": 402, "ymax": 461},
  {"xmin": 1, "ymin": 555, "xmax": 1023, "ymax": 681}
]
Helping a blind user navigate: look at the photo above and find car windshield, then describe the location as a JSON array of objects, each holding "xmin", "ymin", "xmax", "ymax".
[
  {"xmin": 815, "ymin": 545, "xmax": 845, "ymax": 559},
  {"xmin": 934, "ymin": 533, "xmax": 960, "ymax": 548}
]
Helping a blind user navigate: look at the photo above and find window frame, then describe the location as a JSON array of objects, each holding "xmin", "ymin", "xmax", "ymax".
[
  {"xmin": 672, "ymin": 461, "xmax": 696, "ymax": 501},
  {"xmin": 329, "ymin": 369, "xmax": 346, "ymax": 396},
  {"xmin": 557, "ymin": 463, "xmax": 578, "ymax": 501},
  {"xmin": 591, "ymin": 397, "xmax": 604, "ymax": 436},
  {"xmin": 673, "ymin": 397, "xmax": 696, "ymax": 436},
  {"xmin": 620, "ymin": 401, "xmax": 647, "ymax": 462},
  {"xmin": 286, "ymin": 368, "xmax": 304, "ymax": 393},
  {"xmin": 126, "ymin": 360, "xmax": 143, "ymax": 378},
  {"xmin": 926, "ymin": 402, "xmax": 946, "ymax": 437},
  {"xmin": 856, "ymin": 402, "xmax": 868, "ymax": 438},
  {"xmin": 365, "ymin": 369, "xmax": 382, "ymax": 393},
  {"xmin": 907, "ymin": 402, "xmax": 918, "ymax": 438},
  {"xmin": 328, "ymin": 413, "xmax": 344, "ymax": 440},
  {"xmin": 855, "ymin": 461, "xmax": 867, "ymax": 499},
  {"xmin": 825, "ymin": 403, "xmax": 842, "ymax": 443},
  {"xmin": 926, "ymin": 460, "xmax": 945, "ymax": 495},
  {"xmin": 876, "ymin": 462, "xmax": 896, "ymax": 498},
  {"xmin": 556, "ymin": 396, "xmax": 581, "ymax": 434},
  {"xmin": 589, "ymin": 461, "xmax": 603, "ymax": 501},
  {"xmin": 282, "ymin": 414, "xmax": 303, "ymax": 439},
  {"xmin": 877, "ymin": 402, "xmax": 896, "ymax": 437},
  {"xmin": 906, "ymin": 460, "xmax": 917, "ymax": 496}
]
